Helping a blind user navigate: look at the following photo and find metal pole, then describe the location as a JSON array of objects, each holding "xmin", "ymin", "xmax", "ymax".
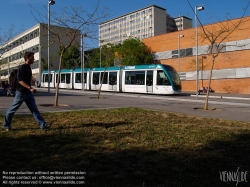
[
  {"xmin": 47, "ymin": 0, "xmax": 55, "ymax": 93},
  {"xmin": 81, "ymin": 34, "xmax": 85, "ymax": 91},
  {"xmin": 195, "ymin": 5, "xmax": 204, "ymax": 98},
  {"xmin": 195, "ymin": 7, "xmax": 198, "ymax": 98},
  {"xmin": 48, "ymin": 1, "xmax": 50, "ymax": 93},
  {"xmin": 201, "ymin": 56, "xmax": 203, "ymax": 88},
  {"xmin": 178, "ymin": 35, "xmax": 180, "ymax": 75},
  {"xmin": 178, "ymin": 34, "xmax": 184, "ymax": 75},
  {"xmin": 100, "ymin": 46, "xmax": 102, "ymax": 67},
  {"xmin": 8, "ymin": 57, "xmax": 10, "ymax": 82},
  {"xmin": 39, "ymin": 45, "xmax": 42, "ymax": 85}
]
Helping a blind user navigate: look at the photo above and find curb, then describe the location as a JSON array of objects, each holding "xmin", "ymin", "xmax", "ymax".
[{"xmin": 190, "ymin": 94, "xmax": 250, "ymax": 100}]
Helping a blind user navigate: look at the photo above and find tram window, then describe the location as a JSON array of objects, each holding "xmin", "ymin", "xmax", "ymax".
[
  {"xmin": 75, "ymin": 73, "xmax": 81, "ymax": 83},
  {"xmin": 55, "ymin": 74, "xmax": 58, "ymax": 83},
  {"xmin": 157, "ymin": 70, "xmax": 170, "ymax": 85},
  {"xmin": 93, "ymin": 72, "xmax": 100, "ymax": 85},
  {"xmin": 125, "ymin": 71, "xmax": 135, "ymax": 84},
  {"xmin": 109, "ymin": 72, "xmax": 117, "ymax": 85},
  {"xmin": 146, "ymin": 71, "xmax": 153, "ymax": 86},
  {"xmin": 76, "ymin": 73, "xmax": 87, "ymax": 83},
  {"xmin": 135, "ymin": 71, "xmax": 145, "ymax": 85},
  {"xmin": 84, "ymin": 73, "xmax": 87, "ymax": 83},
  {"xmin": 44, "ymin": 74, "xmax": 48, "ymax": 83},
  {"xmin": 61, "ymin": 74, "xmax": 65, "ymax": 83},
  {"xmin": 66, "ymin": 73, "xmax": 70, "ymax": 84},
  {"xmin": 101, "ymin": 72, "xmax": 108, "ymax": 84}
]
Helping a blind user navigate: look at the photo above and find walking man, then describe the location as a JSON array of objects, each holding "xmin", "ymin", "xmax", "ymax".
[{"xmin": 2, "ymin": 51, "xmax": 49, "ymax": 131}]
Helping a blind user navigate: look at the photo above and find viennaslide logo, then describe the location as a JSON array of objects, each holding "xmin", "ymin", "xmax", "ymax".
[{"xmin": 220, "ymin": 167, "xmax": 248, "ymax": 186}]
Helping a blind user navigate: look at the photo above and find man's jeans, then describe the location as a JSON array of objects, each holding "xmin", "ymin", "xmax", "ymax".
[{"xmin": 3, "ymin": 91, "xmax": 46, "ymax": 129}]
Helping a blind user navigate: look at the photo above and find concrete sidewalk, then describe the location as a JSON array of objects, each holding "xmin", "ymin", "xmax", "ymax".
[{"xmin": 189, "ymin": 92, "xmax": 250, "ymax": 100}]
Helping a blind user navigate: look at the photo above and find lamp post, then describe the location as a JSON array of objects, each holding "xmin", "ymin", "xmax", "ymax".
[
  {"xmin": 39, "ymin": 45, "xmax": 43, "ymax": 84},
  {"xmin": 99, "ymin": 46, "xmax": 102, "ymax": 68},
  {"xmin": 8, "ymin": 57, "xmax": 10, "ymax": 82},
  {"xmin": 48, "ymin": 0, "xmax": 55, "ymax": 93},
  {"xmin": 81, "ymin": 34, "xmax": 86, "ymax": 91},
  {"xmin": 195, "ymin": 5, "xmax": 204, "ymax": 98},
  {"xmin": 178, "ymin": 34, "xmax": 184, "ymax": 75}
]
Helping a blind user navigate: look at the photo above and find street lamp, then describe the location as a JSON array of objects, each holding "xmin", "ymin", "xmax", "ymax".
[
  {"xmin": 81, "ymin": 34, "xmax": 87, "ymax": 91},
  {"xmin": 178, "ymin": 34, "xmax": 184, "ymax": 75},
  {"xmin": 8, "ymin": 57, "xmax": 10, "ymax": 82},
  {"xmin": 48, "ymin": 0, "xmax": 55, "ymax": 93},
  {"xmin": 100, "ymin": 46, "xmax": 102, "ymax": 68},
  {"xmin": 195, "ymin": 5, "xmax": 204, "ymax": 98},
  {"xmin": 39, "ymin": 45, "xmax": 43, "ymax": 84}
]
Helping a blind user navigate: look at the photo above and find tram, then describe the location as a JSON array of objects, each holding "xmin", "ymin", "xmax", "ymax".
[{"xmin": 41, "ymin": 64, "xmax": 181, "ymax": 95}]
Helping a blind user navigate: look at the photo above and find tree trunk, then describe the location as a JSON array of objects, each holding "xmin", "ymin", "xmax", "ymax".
[
  {"xmin": 97, "ymin": 67, "xmax": 107, "ymax": 99},
  {"xmin": 54, "ymin": 50, "xmax": 64, "ymax": 106},
  {"xmin": 204, "ymin": 56, "xmax": 216, "ymax": 110}
]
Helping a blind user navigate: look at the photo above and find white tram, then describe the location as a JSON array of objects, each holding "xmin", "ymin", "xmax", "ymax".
[{"xmin": 41, "ymin": 64, "xmax": 181, "ymax": 95}]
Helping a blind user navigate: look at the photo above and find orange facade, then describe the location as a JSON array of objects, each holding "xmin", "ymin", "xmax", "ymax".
[{"xmin": 143, "ymin": 16, "xmax": 250, "ymax": 94}]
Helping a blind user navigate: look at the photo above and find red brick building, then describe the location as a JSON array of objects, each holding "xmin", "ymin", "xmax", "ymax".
[{"xmin": 143, "ymin": 16, "xmax": 250, "ymax": 94}]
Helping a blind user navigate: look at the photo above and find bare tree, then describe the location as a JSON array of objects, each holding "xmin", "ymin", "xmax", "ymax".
[
  {"xmin": 187, "ymin": 0, "xmax": 250, "ymax": 110},
  {"xmin": 97, "ymin": 43, "xmax": 115, "ymax": 99},
  {"xmin": 30, "ymin": 1, "xmax": 110, "ymax": 106},
  {"xmin": 0, "ymin": 26, "xmax": 15, "ymax": 84}
]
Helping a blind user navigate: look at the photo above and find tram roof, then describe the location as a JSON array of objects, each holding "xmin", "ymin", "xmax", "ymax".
[
  {"xmin": 74, "ymin": 68, "xmax": 91, "ymax": 72},
  {"xmin": 123, "ymin": 64, "xmax": 164, "ymax": 70},
  {"xmin": 42, "ymin": 70, "xmax": 55, "ymax": 73},
  {"xmin": 92, "ymin": 66, "xmax": 121, "ymax": 71},
  {"xmin": 55, "ymin": 69, "xmax": 74, "ymax": 73}
]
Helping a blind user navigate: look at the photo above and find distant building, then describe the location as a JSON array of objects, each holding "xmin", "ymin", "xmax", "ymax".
[
  {"xmin": 0, "ymin": 23, "xmax": 80, "ymax": 84},
  {"xmin": 99, "ymin": 5, "xmax": 192, "ymax": 46},
  {"xmin": 174, "ymin": 16, "xmax": 193, "ymax": 31}
]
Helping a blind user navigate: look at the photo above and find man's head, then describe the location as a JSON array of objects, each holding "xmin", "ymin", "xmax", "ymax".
[{"xmin": 24, "ymin": 51, "xmax": 35, "ymax": 65}]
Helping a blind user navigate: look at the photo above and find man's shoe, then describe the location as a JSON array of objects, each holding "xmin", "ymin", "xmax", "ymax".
[
  {"xmin": 42, "ymin": 124, "xmax": 51, "ymax": 130},
  {"xmin": 2, "ymin": 127, "xmax": 11, "ymax": 132}
]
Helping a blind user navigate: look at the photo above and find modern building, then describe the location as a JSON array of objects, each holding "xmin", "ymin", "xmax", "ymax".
[
  {"xmin": 99, "ymin": 5, "xmax": 192, "ymax": 46},
  {"xmin": 0, "ymin": 23, "xmax": 80, "ymax": 85},
  {"xmin": 174, "ymin": 16, "xmax": 193, "ymax": 31},
  {"xmin": 142, "ymin": 16, "xmax": 250, "ymax": 94}
]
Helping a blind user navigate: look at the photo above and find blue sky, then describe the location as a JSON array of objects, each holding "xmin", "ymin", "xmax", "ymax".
[{"xmin": 1, "ymin": 0, "xmax": 250, "ymax": 49}]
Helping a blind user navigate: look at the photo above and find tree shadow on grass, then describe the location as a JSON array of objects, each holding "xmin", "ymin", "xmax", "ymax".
[{"xmin": 0, "ymin": 132, "xmax": 249, "ymax": 187}]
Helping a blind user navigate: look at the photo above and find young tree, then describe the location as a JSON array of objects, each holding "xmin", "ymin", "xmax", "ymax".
[
  {"xmin": 187, "ymin": 0, "xmax": 250, "ymax": 110},
  {"xmin": 30, "ymin": 1, "xmax": 110, "ymax": 106},
  {"xmin": 97, "ymin": 43, "xmax": 115, "ymax": 99},
  {"xmin": 188, "ymin": 56, "xmax": 208, "ymax": 88},
  {"xmin": 115, "ymin": 37, "xmax": 153, "ymax": 66},
  {"xmin": 100, "ymin": 43, "xmax": 115, "ymax": 67}
]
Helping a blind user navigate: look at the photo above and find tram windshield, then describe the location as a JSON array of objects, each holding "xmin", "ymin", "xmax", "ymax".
[{"xmin": 162, "ymin": 65, "xmax": 181, "ymax": 87}]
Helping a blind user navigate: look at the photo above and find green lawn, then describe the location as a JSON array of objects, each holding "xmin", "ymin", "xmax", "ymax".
[{"xmin": 1, "ymin": 108, "xmax": 250, "ymax": 187}]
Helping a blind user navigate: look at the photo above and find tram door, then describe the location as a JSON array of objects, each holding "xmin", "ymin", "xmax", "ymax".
[
  {"xmin": 109, "ymin": 72, "xmax": 117, "ymax": 91},
  {"xmin": 146, "ymin": 71, "xmax": 153, "ymax": 93}
]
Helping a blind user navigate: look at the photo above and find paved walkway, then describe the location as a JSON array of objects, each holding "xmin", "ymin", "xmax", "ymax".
[{"xmin": 0, "ymin": 88, "xmax": 249, "ymax": 122}]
